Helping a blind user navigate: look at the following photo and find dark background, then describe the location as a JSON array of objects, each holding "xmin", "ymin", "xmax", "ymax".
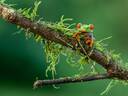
[{"xmin": 0, "ymin": 0, "xmax": 128, "ymax": 96}]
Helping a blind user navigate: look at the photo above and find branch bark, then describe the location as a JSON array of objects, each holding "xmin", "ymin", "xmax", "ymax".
[
  {"xmin": 0, "ymin": 3, "xmax": 128, "ymax": 88},
  {"xmin": 33, "ymin": 73, "xmax": 111, "ymax": 88}
]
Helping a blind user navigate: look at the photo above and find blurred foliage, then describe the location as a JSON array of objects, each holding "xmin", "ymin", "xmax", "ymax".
[{"xmin": 0, "ymin": 0, "xmax": 128, "ymax": 96}]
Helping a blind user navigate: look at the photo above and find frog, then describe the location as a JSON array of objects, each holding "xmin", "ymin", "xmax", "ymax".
[
  {"xmin": 72, "ymin": 23, "xmax": 95, "ymax": 48},
  {"xmin": 72, "ymin": 23, "xmax": 95, "ymax": 59}
]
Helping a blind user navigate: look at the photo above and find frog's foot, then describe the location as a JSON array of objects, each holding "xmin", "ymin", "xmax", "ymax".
[
  {"xmin": 85, "ymin": 39, "xmax": 94, "ymax": 48},
  {"xmin": 72, "ymin": 32, "xmax": 81, "ymax": 42},
  {"xmin": 72, "ymin": 41, "xmax": 78, "ymax": 50}
]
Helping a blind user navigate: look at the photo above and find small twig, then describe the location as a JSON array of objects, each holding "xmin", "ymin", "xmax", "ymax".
[{"xmin": 33, "ymin": 73, "xmax": 111, "ymax": 88}]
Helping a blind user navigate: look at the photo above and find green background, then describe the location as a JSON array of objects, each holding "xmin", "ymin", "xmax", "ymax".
[{"xmin": 0, "ymin": 0, "xmax": 128, "ymax": 96}]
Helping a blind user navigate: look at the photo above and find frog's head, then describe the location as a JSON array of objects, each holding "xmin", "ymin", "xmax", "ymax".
[{"xmin": 76, "ymin": 23, "xmax": 94, "ymax": 32}]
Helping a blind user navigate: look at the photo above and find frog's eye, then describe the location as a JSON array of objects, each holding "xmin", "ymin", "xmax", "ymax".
[
  {"xmin": 76, "ymin": 23, "xmax": 81, "ymax": 29},
  {"xmin": 89, "ymin": 24, "xmax": 94, "ymax": 30}
]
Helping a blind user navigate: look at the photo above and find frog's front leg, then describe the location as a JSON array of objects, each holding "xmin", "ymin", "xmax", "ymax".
[
  {"xmin": 72, "ymin": 32, "xmax": 81, "ymax": 42},
  {"xmin": 72, "ymin": 32, "xmax": 81, "ymax": 49}
]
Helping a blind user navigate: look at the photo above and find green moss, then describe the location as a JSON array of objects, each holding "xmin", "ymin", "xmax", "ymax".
[
  {"xmin": 16, "ymin": 0, "xmax": 42, "ymax": 41},
  {"xmin": 44, "ymin": 41, "xmax": 63, "ymax": 78},
  {"xmin": 100, "ymin": 80, "xmax": 115, "ymax": 95},
  {"xmin": 95, "ymin": 36, "xmax": 112, "ymax": 52},
  {"xmin": 18, "ymin": 0, "xmax": 41, "ymax": 21},
  {"xmin": 101, "ymin": 79, "xmax": 128, "ymax": 95},
  {"xmin": 0, "ymin": 0, "xmax": 16, "ymax": 7},
  {"xmin": 47, "ymin": 15, "xmax": 76, "ymax": 36},
  {"xmin": 0, "ymin": 0, "xmax": 6, "ymax": 4}
]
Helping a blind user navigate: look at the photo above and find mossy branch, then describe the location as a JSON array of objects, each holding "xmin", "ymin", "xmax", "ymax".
[{"xmin": 0, "ymin": 3, "xmax": 128, "ymax": 88}]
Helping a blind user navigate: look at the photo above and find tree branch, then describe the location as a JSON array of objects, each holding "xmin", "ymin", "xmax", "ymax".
[
  {"xmin": 0, "ymin": 3, "xmax": 128, "ymax": 88},
  {"xmin": 33, "ymin": 73, "xmax": 111, "ymax": 88}
]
